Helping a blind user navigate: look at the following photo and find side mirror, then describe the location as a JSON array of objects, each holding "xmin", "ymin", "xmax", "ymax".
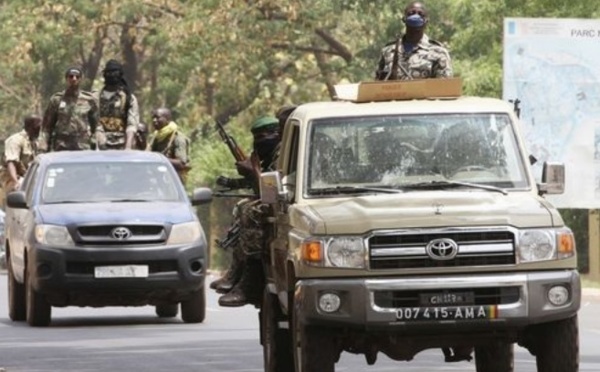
[
  {"xmin": 539, "ymin": 162, "xmax": 565, "ymax": 195},
  {"xmin": 260, "ymin": 171, "xmax": 284, "ymax": 205},
  {"xmin": 191, "ymin": 187, "xmax": 213, "ymax": 206},
  {"xmin": 6, "ymin": 191, "xmax": 27, "ymax": 209}
]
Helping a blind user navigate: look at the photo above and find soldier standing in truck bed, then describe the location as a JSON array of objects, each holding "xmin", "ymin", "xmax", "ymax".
[
  {"xmin": 375, "ymin": 1, "xmax": 453, "ymax": 80},
  {"xmin": 41, "ymin": 66, "xmax": 100, "ymax": 152}
]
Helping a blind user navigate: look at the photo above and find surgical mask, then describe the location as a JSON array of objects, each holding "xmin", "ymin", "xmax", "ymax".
[{"xmin": 404, "ymin": 13, "xmax": 426, "ymax": 28}]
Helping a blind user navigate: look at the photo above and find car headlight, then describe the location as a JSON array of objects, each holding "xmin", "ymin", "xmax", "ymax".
[
  {"xmin": 167, "ymin": 221, "xmax": 203, "ymax": 245},
  {"xmin": 517, "ymin": 228, "xmax": 575, "ymax": 262},
  {"xmin": 301, "ymin": 236, "xmax": 366, "ymax": 268},
  {"xmin": 35, "ymin": 225, "xmax": 74, "ymax": 247}
]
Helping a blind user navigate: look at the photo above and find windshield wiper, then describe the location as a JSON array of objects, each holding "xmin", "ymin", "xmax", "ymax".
[
  {"xmin": 400, "ymin": 180, "xmax": 508, "ymax": 195},
  {"xmin": 309, "ymin": 185, "xmax": 402, "ymax": 195}
]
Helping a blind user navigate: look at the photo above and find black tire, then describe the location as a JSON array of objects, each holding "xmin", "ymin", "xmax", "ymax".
[
  {"xmin": 25, "ymin": 268, "xmax": 51, "ymax": 327},
  {"xmin": 155, "ymin": 303, "xmax": 179, "ymax": 318},
  {"xmin": 7, "ymin": 256, "xmax": 26, "ymax": 321},
  {"xmin": 261, "ymin": 289, "xmax": 293, "ymax": 372},
  {"xmin": 475, "ymin": 341, "xmax": 514, "ymax": 372},
  {"xmin": 534, "ymin": 316, "xmax": 579, "ymax": 372},
  {"xmin": 291, "ymin": 298, "xmax": 336, "ymax": 372},
  {"xmin": 181, "ymin": 286, "xmax": 206, "ymax": 324}
]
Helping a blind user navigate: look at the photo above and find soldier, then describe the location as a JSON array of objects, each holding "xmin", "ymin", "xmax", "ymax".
[
  {"xmin": 375, "ymin": 1, "xmax": 453, "ymax": 80},
  {"xmin": 134, "ymin": 122, "xmax": 148, "ymax": 150},
  {"xmin": 211, "ymin": 116, "xmax": 282, "ymax": 307},
  {"xmin": 147, "ymin": 108, "xmax": 191, "ymax": 183},
  {"xmin": 96, "ymin": 59, "xmax": 140, "ymax": 150},
  {"xmin": 0, "ymin": 115, "xmax": 42, "ymax": 206},
  {"xmin": 42, "ymin": 66, "xmax": 100, "ymax": 152}
]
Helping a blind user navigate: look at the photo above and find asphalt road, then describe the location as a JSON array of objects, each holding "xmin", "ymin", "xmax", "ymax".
[{"xmin": 0, "ymin": 273, "xmax": 599, "ymax": 372}]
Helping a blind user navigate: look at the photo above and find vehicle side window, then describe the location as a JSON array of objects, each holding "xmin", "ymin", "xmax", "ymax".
[
  {"xmin": 23, "ymin": 163, "xmax": 39, "ymax": 205},
  {"xmin": 285, "ymin": 123, "xmax": 300, "ymax": 176}
]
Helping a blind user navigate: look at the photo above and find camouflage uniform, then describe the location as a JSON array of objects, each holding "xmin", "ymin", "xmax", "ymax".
[
  {"xmin": 42, "ymin": 90, "xmax": 99, "ymax": 151},
  {"xmin": 147, "ymin": 124, "xmax": 191, "ymax": 183},
  {"xmin": 0, "ymin": 130, "xmax": 39, "ymax": 205},
  {"xmin": 96, "ymin": 89, "xmax": 139, "ymax": 149},
  {"xmin": 376, "ymin": 34, "xmax": 453, "ymax": 80}
]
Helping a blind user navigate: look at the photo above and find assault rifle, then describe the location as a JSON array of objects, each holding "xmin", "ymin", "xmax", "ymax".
[
  {"xmin": 389, "ymin": 36, "xmax": 401, "ymax": 81},
  {"xmin": 215, "ymin": 220, "xmax": 241, "ymax": 251},
  {"xmin": 216, "ymin": 120, "xmax": 247, "ymax": 162}
]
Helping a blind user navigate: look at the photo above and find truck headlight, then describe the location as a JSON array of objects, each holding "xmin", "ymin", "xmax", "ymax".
[
  {"xmin": 301, "ymin": 236, "xmax": 365, "ymax": 268},
  {"xmin": 35, "ymin": 225, "xmax": 74, "ymax": 247},
  {"xmin": 167, "ymin": 222, "xmax": 203, "ymax": 245},
  {"xmin": 517, "ymin": 228, "xmax": 575, "ymax": 262}
]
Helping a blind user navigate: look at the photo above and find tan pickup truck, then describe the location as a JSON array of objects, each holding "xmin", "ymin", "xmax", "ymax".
[{"xmin": 258, "ymin": 80, "xmax": 580, "ymax": 372}]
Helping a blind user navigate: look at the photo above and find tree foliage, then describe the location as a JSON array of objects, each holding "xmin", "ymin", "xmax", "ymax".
[{"xmin": 1, "ymin": 0, "xmax": 598, "ymax": 267}]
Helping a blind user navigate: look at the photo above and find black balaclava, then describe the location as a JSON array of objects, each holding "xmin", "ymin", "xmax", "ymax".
[{"xmin": 103, "ymin": 59, "xmax": 126, "ymax": 86}]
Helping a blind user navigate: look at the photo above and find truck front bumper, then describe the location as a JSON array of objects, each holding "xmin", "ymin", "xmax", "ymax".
[{"xmin": 295, "ymin": 270, "xmax": 580, "ymax": 332}]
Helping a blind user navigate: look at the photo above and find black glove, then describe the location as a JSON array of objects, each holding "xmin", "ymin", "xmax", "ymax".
[{"xmin": 216, "ymin": 176, "xmax": 232, "ymax": 188}]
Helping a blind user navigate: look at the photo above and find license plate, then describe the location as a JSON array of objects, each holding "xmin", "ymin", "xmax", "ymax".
[
  {"xmin": 94, "ymin": 265, "xmax": 149, "ymax": 278},
  {"xmin": 396, "ymin": 306, "xmax": 497, "ymax": 321},
  {"xmin": 420, "ymin": 291, "xmax": 474, "ymax": 306}
]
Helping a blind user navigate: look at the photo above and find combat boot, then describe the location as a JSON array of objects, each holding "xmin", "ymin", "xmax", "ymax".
[
  {"xmin": 210, "ymin": 248, "xmax": 244, "ymax": 294},
  {"xmin": 218, "ymin": 257, "xmax": 264, "ymax": 307}
]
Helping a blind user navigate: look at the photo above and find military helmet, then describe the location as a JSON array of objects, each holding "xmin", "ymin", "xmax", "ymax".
[{"xmin": 251, "ymin": 116, "xmax": 279, "ymax": 134}]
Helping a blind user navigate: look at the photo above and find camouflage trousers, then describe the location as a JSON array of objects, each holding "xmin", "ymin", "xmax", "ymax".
[{"xmin": 237, "ymin": 198, "xmax": 269, "ymax": 257}]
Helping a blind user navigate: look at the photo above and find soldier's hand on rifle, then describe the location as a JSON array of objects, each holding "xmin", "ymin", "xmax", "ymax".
[{"xmin": 235, "ymin": 159, "xmax": 254, "ymax": 178}]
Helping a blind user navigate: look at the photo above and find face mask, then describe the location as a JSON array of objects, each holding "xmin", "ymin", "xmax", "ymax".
[
  {"xmin": 404, "ymin": 13, "xmax": 426, "ymax": 28},
  {"xmin": 104, "ymin": 71, "xmax": 122, "ymax": 86},
  {"xmin": 255, "ymin": 137, "xmax": 279, "ymax": 162}
]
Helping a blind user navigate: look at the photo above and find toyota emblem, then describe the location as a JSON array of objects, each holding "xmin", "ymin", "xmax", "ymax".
[
  {"xmin": 111, "ymin": 227, "xmax": 132, "ymax": 240},
  {"xmin": 426, "ymin": 238, "xmax": 458, "ymax": 260}
]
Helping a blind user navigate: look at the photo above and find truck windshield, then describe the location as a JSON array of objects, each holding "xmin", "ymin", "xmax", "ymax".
[
  {"xmin": 306, "ymin": 113, "xmax": 529, "ymax": 195},
  {"xmin": 41, "ymin": 162, "xmax": 182, "ymax": 204}
]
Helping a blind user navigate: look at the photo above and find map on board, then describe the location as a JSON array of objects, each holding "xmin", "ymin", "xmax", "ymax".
[{"xmin": 503, "ymin": 18, "xmax": 600, "ymax": 208}]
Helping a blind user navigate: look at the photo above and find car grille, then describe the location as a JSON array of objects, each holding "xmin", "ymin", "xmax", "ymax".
[
  {"xmin": 75, "ymin": 224, "xmax": 167, "ymax": 245},
  {"xmin": 373, "ymin": 287, "xmax": 521, "ymax": 308},
  {"xmin": 369, "ymin": 228, "xmax": 516, "ymax": 269}
]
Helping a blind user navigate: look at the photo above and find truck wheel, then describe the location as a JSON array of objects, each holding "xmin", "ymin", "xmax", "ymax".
[
  {"xmin": 534, "ymin": 316, "xmax": 579, "ymax": 372},
  {"xmin": 181, "ymin": 287, "xmax": 206, "ymax": 324},
  {"xmin": 156, "ymin": 304, "xmax": 179, "ymax": 318},
  {"xmin": 8, "ymin": 256, "xmax": 26, "ymax": 321},
  {"xmin": 292, "ymin": 303, "xmax": 336, "ymax": 372},
  {"xmin": 25, "ymin": 268, "xmax": 51, "ymax": 327},
  {"xmin": 475, "ymin": 341, "xmax": 514, "ymax": 372},
  {"xmin": 261, "ymin": 289, "xmax": 293, "ymax": 372}
]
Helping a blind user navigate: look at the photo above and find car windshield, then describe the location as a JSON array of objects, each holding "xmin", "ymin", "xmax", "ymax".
[
  {"xmin": 41, "ymin": 162, "xmax": 182, "ymax": 204},
  {"xmin": 306, "ymin": 113, "xmax": 529, "ymax": 195}
]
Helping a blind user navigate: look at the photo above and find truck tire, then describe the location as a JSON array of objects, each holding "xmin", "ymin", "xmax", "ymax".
[
  {"xmin": 25, "ymin": 268, "xmax": 51, "ymax": 327},
  {"xmin": 8, "ymin": 256, "xmax": 26, "ymax": 321},
  {"xmin": 156, "ymin": 304, "xmax": 179, "ymax": 318},
  {"xmin": 475, "ymin": 341, "xmax": 514, "ymax": 372},
  {"xmin": 534, "ymin": 316, "xmax": 579, "ymax": 372},
  {"xmin": 181, "ymin": 287, "xmax": 206, "ymax": 324},
  {"xmin": 261, "ymin": 289, "xmax": 293, "ymax": 372},
  {"xmin": 292, "ymin": 303, "xmax": 336, "ymax": 372}
]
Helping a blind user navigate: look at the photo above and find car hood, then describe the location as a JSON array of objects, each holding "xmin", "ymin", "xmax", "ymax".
[
  {"xmin": 292, "ymin": 191, "xmax": 558, "ymax": 235},
  {"xmin": 37, "ymin": 202, "xmax": 195, "ymax": 225}
]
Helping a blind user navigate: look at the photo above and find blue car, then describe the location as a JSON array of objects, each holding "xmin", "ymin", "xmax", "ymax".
[{"xmin": 4, "ymin": 150, "xmax": 212, "ymax": 327}]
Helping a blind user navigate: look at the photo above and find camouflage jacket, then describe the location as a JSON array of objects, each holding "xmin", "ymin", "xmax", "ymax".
[
  {"xmin": 95, "ymin": 88, "xmax": 139, "ymax": 149},
  {"xmin": 42, "ymin": 89, "xmax": 99, "ymax": 151},
  {"xmin": 148, "ymin": 129, "xmax": 191, "ymax": 181},
  {"xmin": 376, "ymin": 34, "xmax": 453, "ymax": 80}
]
